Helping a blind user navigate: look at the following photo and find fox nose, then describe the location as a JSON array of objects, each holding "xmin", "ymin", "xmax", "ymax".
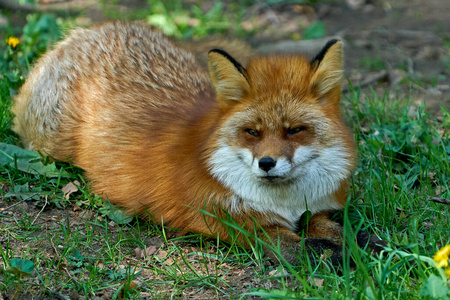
[{"xmin": 259, "ymin": 157, "xmax": 276, "ymax": 172}]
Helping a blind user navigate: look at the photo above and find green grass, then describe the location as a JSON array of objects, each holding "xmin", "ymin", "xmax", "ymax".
[{"xmin": 1, "ymin": 6, "xmax": 449, "ymax": 300}]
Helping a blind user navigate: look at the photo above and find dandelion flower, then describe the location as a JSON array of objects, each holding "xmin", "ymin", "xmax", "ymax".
[
  {"xmin": 6, "ymin": 36, "xmax": 20, "ymax": 48},
  {"xmin": 433, "ymin": 244, "xmax": 450, "ymax": 268}
]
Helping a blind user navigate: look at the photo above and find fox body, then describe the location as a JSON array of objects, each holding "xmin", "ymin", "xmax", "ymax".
[{"xmin": 12, "ymin": 22, "xmax": 358, "ymax": 262}]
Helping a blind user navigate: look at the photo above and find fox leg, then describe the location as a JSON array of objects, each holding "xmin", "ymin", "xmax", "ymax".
[
  {"xmin": 187, "ymin": 209, "xmax": 381, "ymax": 265},
  {"xmin": 307, "ymin": 211, "xmax": 386, "ymax": 255},
  {"xmin": 306, "ymin": 211, "xmax": 344, "ymax": 243},
  {"xmin": 262, "ymin": 227, "xmax": 343, "ymax": 265},
  {"xmin": 264, "ymin": 213, "xmax": 385, "ymax": 265},
  {"xmin": 183, "ymin": 210, "xmax": 341, "ymax": 265}
]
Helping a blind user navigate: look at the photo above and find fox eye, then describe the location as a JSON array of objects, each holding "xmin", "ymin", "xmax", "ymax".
[
  {"xmin": 245, "ymin": 128, "xmax": 260, "ymax": 137},
  {"xmin": 286, "ymin": 126, "xmax": 306, "ymax": 136}
]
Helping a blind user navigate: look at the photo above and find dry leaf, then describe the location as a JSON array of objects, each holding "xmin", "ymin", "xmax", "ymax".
[
  {"xmin": 145, "ymin": 246, "xmax": 157, "ymax": 257},
  {"xmin": 293, "ymin": 5, "xmax": 315, "ymax": 15},
  {"xmin": 157, "ymin": 250, "xmax": 168, "ymax": 258},
  {"xmin": 134, "ymin": 246, "xmax": 157, "ymax": 259},
  {"xmin": 62, "ymin": 180, "xmax": 80, "ymax": 200},
  {"xmin": 269, "ymin": 268, "xmax": 289, "ymax": 277},
  {"xmin": 134, "ymin": 247, "xmax": 142, "ymax": 258},
  {"xmin": 119, "ymin": 280, "xmax": 138, "ymax": 299},
  {"xmin": 241, "ymin": 20, "xmax": 254, "ymax": 31},
  {"xmin": 164, "ymin": 258, "xmax": 174, "ymax": 266},
  {"xmin": 128, "ymin": 281, "xmax": 138, "ymax": 289},
  {"xmin": 134, "ymin": 247, "xmax": 144, "ymax": 258},
  {"xmin": 422, "ymin": 221, "xmax": 434, "ymax": 229},
  {"xmin": 313, "ymin": 278, "xmax": 324, "ymax": 289},
  {"xmin": 52, "ymin": 215, "xmax": 62, "ymax": 222}
]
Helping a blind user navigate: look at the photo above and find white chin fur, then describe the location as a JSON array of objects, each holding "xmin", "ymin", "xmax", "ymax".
[{"xmin": 208, "ymin": 142, "xmax": 352, "ymax": 230}]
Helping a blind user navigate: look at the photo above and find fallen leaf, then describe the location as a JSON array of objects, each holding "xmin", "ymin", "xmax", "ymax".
[
  {"xmin": 134, "ymin": 246, "xmax": 157, "ymax": 259},
  {"xmin": 269, "ymin": 268, "xmax": 289, "ymax": 277},
  {"xmin": 119, "ymin": 280, "xmax": 138, "ymax": 299},
  {"xmin": 423, "ymin": 221, "xmax": 434, "ymax": 229},
  {"xmin": 164, "ymin": 258, "xmax": 174, "ymax": 265},
  {"xmin": 241, "ymin": 20, "xmax": 254, "ymax": 31},
  {"xmin": 145, "ymin": 246, "xmax": 157, "ymax": 257},
  {"xmin": 313, "ymin": 278, "xmax": 324, "ymax": 289},
  {"xmin": 128, "ymin": 281, "xmax": 138, "ymax": 289},
  {"xmin": 52, "ymin": 215, "xmax": 62, "ymax": 222},
  {"xmin": 62, "ymin": 181, "xmax": 80, "ymax": 200},
  {"xmin": 293, "ymin": 5, "xmax": 315, "ymax": 15},
  {"xmin": 134, "ymin": 247, "xmax": 142, "ymax": 258},
  {"xmin": 157, "ymin": 250, "xmax": 168, "ymax": 258}
]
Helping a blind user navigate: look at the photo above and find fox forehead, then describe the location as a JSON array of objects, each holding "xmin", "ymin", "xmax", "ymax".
[
  {"xmin": 245, "ymin": 55, "xmax": 314, "ymax": 96},
  {"xmin": 237, "ymin": 56, "xmax": 326, "ymax": 127},
  {"xmin": 233, "ymin": 100, "xmax": 326, "ymax": 131}
]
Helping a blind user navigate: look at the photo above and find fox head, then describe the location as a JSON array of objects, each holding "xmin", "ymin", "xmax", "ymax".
[{"xmin": 207, "ymin": 40, "xmax": 356, "ymax": 220}]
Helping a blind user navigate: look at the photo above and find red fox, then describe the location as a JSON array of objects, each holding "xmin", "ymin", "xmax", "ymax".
[{"xmin": 12, "ymin": 22, "xmax": 372, "ymax": 264}]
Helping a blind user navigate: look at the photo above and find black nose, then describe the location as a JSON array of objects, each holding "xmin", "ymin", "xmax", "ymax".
[{"xmin": 259, "ymin": 157, "xmax": 276, "ymax": 172}]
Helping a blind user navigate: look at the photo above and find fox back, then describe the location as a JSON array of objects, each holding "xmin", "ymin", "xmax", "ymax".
[{"xmin": 12, "ymin": 22, "xmax": 357, "ymax": 260}]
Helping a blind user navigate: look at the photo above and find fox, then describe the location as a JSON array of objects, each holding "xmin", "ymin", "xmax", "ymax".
[{"xmin": 11, "ymin": 21, "xmax": 378, "ymax": 264}]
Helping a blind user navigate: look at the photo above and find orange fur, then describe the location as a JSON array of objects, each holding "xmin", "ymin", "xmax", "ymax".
[{"xmin": 12, "ymin": 22, "xmax": 357, "ymax": 264}]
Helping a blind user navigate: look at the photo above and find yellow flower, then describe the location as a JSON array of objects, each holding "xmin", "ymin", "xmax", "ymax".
[
  {"xmin": 446, "ymin": 267, "xmax": 450, "ymax": 277},
  {"xmin": 6, "ymin": 36, "xmax": 20, "ymax": 48},
  {"xmin": 433, "ymin": 244, "xmax": 450, "ymax": 268}
]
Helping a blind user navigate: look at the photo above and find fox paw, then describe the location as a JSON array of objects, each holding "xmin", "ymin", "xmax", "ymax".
[
  {"xmin": 356, "ymin": 231, "xmax": 387, "ymax": 254},
  {"xmin": 267, "ymin": 238, "xmax": 344, "ymax": 266},
  {"xmin": 267, "ymin": 234, "xmax": 387, "ymax": 266}
]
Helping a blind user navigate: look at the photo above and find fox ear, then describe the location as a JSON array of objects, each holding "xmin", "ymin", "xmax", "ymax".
[
  {"xmin": 208, "ymin": 49, "xmax": 250, "ymax": 109},
  {"xmin": 310, "ymin": 40, "xmax": 344, "ymax": 97}
]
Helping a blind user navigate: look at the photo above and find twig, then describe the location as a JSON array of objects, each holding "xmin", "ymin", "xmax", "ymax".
[
  {"xmin": 11, "ymin": 284, "xmax": 20, "ymax": 300},
  {"xmin": 48, "ymin": 290, "xmax": 70, "ymax": 300},
  {"xmin": 342, "ymin": 70, "xmax": 389, "ymax": 93},
  {"xmin": 64, "ymin": 267, "xmax": 80, "ymax": 285},
  {"xmin": 0, "ymin": 193, "xmax": 38, "ymax": 212},
  {"xmin": 31, "ymin": 195, "xmax": 48, "ymax": 225},
  {"xmin": 428, "ymin": 197, "xmax": 450, "ymax": 205},
  {"xmin": 50, "ymin": 237, "xmax": 61, "ymax": 262}
]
